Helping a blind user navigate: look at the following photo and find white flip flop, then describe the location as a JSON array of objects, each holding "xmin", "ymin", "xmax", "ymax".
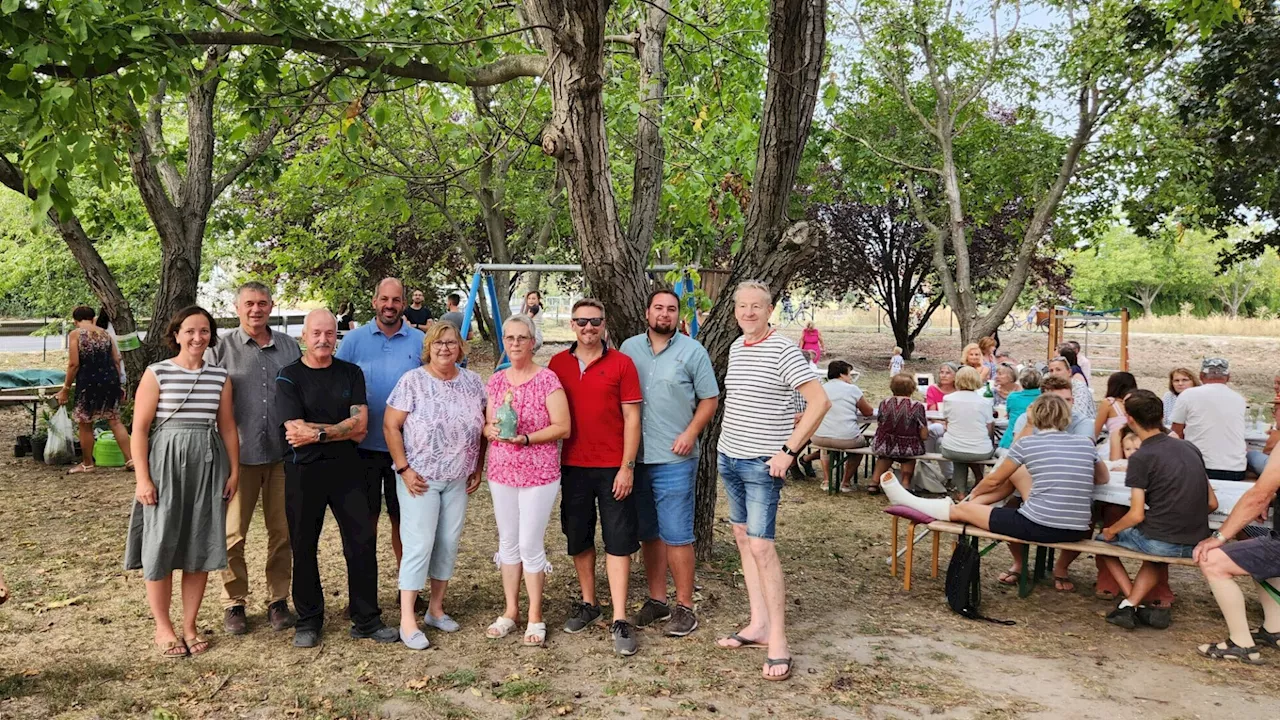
[{"xmin": 523, "ymin": 622, "xmax": 546, "ymax": 647}]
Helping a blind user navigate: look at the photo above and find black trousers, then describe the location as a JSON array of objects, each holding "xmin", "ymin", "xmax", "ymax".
[{"xmin": 285, "ymin": 459, "xmax": 382, "ymax": 633}]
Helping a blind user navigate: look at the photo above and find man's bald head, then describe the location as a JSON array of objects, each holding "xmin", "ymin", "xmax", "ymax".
[
  {"xmin": 304, "ymin": 309, "xmax": 337, "ymax": 333},
  {"xmin": 375, "ymin": 277, "xmax": 404, "ymax": 299}
]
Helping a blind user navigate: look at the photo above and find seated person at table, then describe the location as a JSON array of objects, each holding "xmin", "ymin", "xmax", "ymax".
[
  {"xmin": 811, "ymin": 360, "xmax": 874, "ymax": 492},
  {"xmin": 1192, "ymin": 450, "xmax": 1280, "ymax": 665},
  {"xmin": 1093, "ymin": 371, "xmax": 1138, "ymax": 441},
  {"xmin": 1009, "ymin": 376, "xmax": 1093, "ymax": 441},
  {"xmin": 1107, "ymin": 425, "xmax": 1142, "ymax": 468},
  {"xmin": 868, "ymin": 373, "xmax": 929, "ymax": 494},
  {"xmin": 1097, "ymin": 391, "xmax": 1218, "ymax": 630},
  {"xmin": 991, "ymin": 364, "xmax": 1020, "ymax": 405},
  {"xmin": 940, "ymin": 367, "xmax": 995, "ymax": 492},
  {"xmin": 998, "ymin": 369, "xmax": 1041, "ymax": 452},
  {"xmin": 882, "ymin": 395, "xmax": 1109, "ymax": 591},
  {"xmin": 1171, "ymin": 357, "xmax": 1247, "ymax": 481}
]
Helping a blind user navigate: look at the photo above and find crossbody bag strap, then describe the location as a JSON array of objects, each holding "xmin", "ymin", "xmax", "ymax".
[{"xmin": 153, "ymin": 363, "xmax": 206, "ymax": 432}]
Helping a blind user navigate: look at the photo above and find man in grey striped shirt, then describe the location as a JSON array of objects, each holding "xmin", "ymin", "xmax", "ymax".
[
  {"xmin": 713, "ymin": 281, "xmax": 829, "ymax": 683},
  {"xmin": 206, "ymin": 282, "xmax": 301, "ymax": 636}
]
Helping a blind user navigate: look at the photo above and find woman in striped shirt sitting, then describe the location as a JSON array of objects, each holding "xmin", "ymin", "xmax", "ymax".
[
  {"xmin": 881, "ymin": 394, "xmax": 1110, "ymax": 590},
  {"xmin": 124, "ymin": 306, "xmax": 240, "ymax": 658}
]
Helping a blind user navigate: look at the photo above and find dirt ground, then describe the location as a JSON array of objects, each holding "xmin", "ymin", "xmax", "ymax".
[{"xmin": 2, "ymin": 328, "xmax": 1279, "ymax": 719}]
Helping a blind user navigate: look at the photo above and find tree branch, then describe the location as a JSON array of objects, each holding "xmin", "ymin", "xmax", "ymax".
[{"xmin": 28, "ymin": 31, "xmax": 548, "ymax": 86}]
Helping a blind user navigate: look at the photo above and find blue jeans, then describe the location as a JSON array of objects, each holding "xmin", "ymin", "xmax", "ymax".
[
  {"xmin": 635, "ymin": 458, "xmax": 698, "ymax": 546},
  {"xmin": 1247, "ymin": 450, "xmax": 1271, "ymax": 477},
  {"xmin": 396, "ymin": 476, "xmax": 469, "ymax": 589},
  {"xmin": 717, "ymin": 453, "xmax": 782, "ymax": 540},
  {"xmin": 1096, "ymin": 527, "xmax": 1195, "ymax": 559}
]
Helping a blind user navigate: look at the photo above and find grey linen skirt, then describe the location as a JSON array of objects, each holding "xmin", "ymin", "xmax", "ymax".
[{"xmin": 124, "ymin": 420, "xmax": 230, "ymax": 581}]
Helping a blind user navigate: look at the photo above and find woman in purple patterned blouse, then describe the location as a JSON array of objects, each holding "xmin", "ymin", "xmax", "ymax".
[
  {"xmin": 482, "ymin": 314, "xmax": 570, "ymax": 647},
  {"xmin": 384, "ymin": 322, "xmax": 487, "ymax": 650}
]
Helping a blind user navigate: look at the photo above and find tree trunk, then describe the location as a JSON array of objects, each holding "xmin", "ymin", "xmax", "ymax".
[
  {"xmin": 1126, "ymin": 285, "xmax": 1161, "ymax": 318},
  {"xmin": 523, "ymin": 174, "xmax": 566, "ymax": 297},
  {"xmin": 523, "ymin": 0, "xmax": 651, "ymax": 343},
  {"xmin": 692, "ymin": 0, "xmax": 827, "ymax": 560}
]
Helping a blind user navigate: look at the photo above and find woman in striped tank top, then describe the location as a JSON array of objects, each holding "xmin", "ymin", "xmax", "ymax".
[{"xmin": 124, "ymin": 306, "xmax": 240, "ymax": 658}]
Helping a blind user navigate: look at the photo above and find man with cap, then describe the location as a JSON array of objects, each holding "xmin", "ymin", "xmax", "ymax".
[{"xmin": 1171, "ymin": 358, "xmax": 1248, "ymax": 481}]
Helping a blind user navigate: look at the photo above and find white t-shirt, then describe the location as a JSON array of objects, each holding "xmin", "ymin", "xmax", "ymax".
[
  {"xmin": 1171, "ymin": 382, "xmax": 1246, "ymax": 471},
  {"xmin": 940, "ymin": 390, "xmax": 994, "ymax": 454},
  {"xmin": 719, "ymin": 331, "xmax": 819, "ymax": 459},
  {"xmin": 815, "ymin": 380, "xmax": 865, "ymax": 441}
]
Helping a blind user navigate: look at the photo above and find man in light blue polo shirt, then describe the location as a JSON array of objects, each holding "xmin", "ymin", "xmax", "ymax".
[
  {"xmin": 621, "ymin": 289, "xmax": 719, "ymax": 637},
  {"xmin": 336, "ymin": 277, "xmax": 424, "ymax": 568}
]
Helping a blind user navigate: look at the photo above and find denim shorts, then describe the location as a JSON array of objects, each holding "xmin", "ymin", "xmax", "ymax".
[
  {"xmin": 635, "ymin": 458, "xmax": 698, "ymax": 546},
  {"xmin": 1097, "ymin": 527, "xmax": 1196, "ymax": 559},
  {"xmin": 717, "ymin": 453, "xmax": 783, "ymax": 540}
]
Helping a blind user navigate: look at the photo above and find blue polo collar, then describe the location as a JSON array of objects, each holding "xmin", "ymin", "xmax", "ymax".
[{"xmin": 369, "ymin": 320, "xmax": 409, "ymax": 339}]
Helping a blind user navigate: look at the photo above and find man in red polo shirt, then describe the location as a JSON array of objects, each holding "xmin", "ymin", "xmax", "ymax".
[{"xmin": 548, "ymin": 298, "xmax": 643, "ymax": 656}]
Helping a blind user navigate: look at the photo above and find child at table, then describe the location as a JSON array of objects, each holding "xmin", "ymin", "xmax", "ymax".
[
  {"xmin": 1097, "ymin": 390, "xmax": 1218, "ymax": 630},
  {"xmin": 1107, "ymin": 426, "xmax": 1142, "ymax": 469}
]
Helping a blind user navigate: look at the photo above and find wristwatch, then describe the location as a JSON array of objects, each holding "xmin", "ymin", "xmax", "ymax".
[
  {"xmin": 316, "ymin": 428, "xmax": 327, "ymax": 443},
  {"xmin": 625, "ymin": 460, "xmax": 636, "ymax": 469},
  {"xmin": 1211, "ymin": 530, "xmax": 1226, "ymax": 541},
  {"xmin": 782, "ymin": 445, "xmax": 799, "ymax": 458}
]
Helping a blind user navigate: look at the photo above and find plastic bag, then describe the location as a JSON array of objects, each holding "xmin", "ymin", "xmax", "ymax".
[{"xmin": 44, "ymin": 406, "xmax": 77, "ymax": 465}]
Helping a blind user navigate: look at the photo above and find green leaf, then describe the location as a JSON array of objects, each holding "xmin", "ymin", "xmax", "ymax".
[
  {"xmin": 1, "ymin": 0, "xmax": 19, "ymax": 14},
  {"xmin": 6, "ymin": 63, "xmax": 30, "ymax": 81},
  {"xmin": 131, "ymin": 25, "xmax": 152, "ymax": 41}
]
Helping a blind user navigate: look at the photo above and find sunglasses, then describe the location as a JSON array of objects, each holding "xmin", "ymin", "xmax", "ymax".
[{"xmin": 571, "ymin": 317, "xmax": 604, "ymax": 327}]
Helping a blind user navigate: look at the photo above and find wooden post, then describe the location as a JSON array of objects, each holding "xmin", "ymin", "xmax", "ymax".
[
  {"xmin": 1120, "ymin": 307, "xmax": 1130, "ymax": 372},
  {"xmin": 931, "ymin": 531, "xmax": 940, "ymax": 579}
]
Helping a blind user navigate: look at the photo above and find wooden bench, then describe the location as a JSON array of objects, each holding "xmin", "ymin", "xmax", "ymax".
[{"xmin": 888, "ymin": 518, "xmax": 1196, "ymax": 597}]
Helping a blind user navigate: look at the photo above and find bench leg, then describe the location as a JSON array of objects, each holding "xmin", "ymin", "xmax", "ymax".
[
  {"xmin": 904, "ymin": 522, "xmax": 916, "ymax": 591},
  {"xmin": 931, "ymin": 531, "xmax": 940, "ymax": 579},
  {"xmin": 890, "ymin": 515, "xmax": 899, "ymax": 577},
  {"xmin": 833, "ymin": 451, "xmax": 846, "ymax": 493},
  {"xmin": 1018, "ymin": 544, "xmax": 1033, "ymax": 598}
]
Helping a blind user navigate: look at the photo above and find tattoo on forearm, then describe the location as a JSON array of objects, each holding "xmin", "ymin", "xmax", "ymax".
[{"xmin": 319, "ymin": 404, "xmax": 367, "ymax": 441}]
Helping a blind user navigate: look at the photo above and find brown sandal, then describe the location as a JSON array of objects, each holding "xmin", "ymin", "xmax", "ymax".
[
  {"xmin": 184, "ymin": 635, "xmax": 210, "ymax": 656},
  {"xmin": 157, "ymin": 639, "xmax": 188, "ymax": 659}
]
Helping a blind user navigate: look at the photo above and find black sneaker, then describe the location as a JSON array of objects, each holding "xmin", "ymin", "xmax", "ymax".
[
  {"xmin": 293, "ymin": 628, "xmax": 321, "ymax": 648},
  {"xmin": 350, "ymin": 624, "xmax": 400, "ymax": 643},
  {"xmin": 563, "ymin": 601, "xmax": 601, "ymax": 634},
  {"xmin": 612, "ymin": 620, "xmax": 638, "ymax": 656},
  {"xmin": 635, "ymin": 598, "xmax": 671, "ymax": 628},
  {"xmin": 1136, "ymin": 605, "xmax": 1171, "ymax": 630},
  {"xmin": 1253, "ymin": 626, "xmax": 1280, "ymax": 650},
  {"xmin": 665, "ymin": 604, "xmax": 698, "ymax": 637},
  {"xmin": 1106, "ymin": 604, "xmax": 1137, "ymax": 630},
  {"xmin": 224, "ymin": 605, "xmax": 248, "ymax": 635}
]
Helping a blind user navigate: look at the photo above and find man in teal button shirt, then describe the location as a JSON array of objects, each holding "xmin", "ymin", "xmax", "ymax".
[
  {"xmin": 621, "ymin": 289, "xmax": 719, "ymax": 637},
  {"xmin": 336, "ymin": 277, "xmax": 424, "ymax": 568}
]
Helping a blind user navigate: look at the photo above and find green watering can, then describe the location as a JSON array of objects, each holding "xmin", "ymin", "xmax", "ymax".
[{"xmin": 93, "ymin": 434, "xmax": 126, "ymax": 468}]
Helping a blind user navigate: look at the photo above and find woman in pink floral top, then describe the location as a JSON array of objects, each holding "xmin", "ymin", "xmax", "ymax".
[{"xmin": 482, "ymin": 314, "xmax": 571, "ymax": 647}]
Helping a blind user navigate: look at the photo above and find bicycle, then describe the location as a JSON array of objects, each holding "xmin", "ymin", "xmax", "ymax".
[
  {"xmin": 1060, "ymin": 306, "xmax": 1116, "ymax": 334},
  {"xmin": 779, "ymin": 299, "xmax": 814, "ymax": 328}
]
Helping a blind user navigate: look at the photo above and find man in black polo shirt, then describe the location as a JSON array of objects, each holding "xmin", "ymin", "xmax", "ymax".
[
  {"xmin": 276, "ymin": 310, "xmax": 398, "ymax": 647},
  {"xmin": 1098, "ymin": 390, "xmax": 1217, "ymax": 630}
]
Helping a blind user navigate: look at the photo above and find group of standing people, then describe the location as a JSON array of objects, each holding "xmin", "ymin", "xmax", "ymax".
[{"xmin": 117, "ymin": 277, "xmax": 824, "ymax": 681}]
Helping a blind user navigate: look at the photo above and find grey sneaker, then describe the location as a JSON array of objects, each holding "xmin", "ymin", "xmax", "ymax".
[
  {"xmin": 634, "ymin": 598, "xmax": 671, "ymax": 628},
  {"xmin": 611, "ymin": 620, "xmax": 638, "ymax": 656},
  {"xmin": 665, "ymin": 604, "xmax": 698, "ymax": 637},
  {"xmin": 423, "ymin": 613, "xmax": 461, "ymax": 633},
  {"xmin": 563, "ymin": 601, "xmax": 601, "ymax": 634},
  {"xmin": 350, "ymin": 625, "xmax": 400, "ymax": 643},
  {"xmin": 293, "ymin": 628, "xmax": 321, "ymax": 648}
]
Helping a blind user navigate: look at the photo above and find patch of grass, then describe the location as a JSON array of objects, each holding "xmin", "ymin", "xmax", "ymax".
[
  {"xmin": 493, "ymin": 679, "xmax": 549, "ymax": 701},
  {"xmin": 928, "ymin": 652, "xmax": 955, "ymax": 663},
  {"xmin": 439, "ymin": 669, "xmax": 479, "ymax": 688},
  {"xmin": 1, "ymin": 661, "xmax": 125, "ymax": 714}
]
